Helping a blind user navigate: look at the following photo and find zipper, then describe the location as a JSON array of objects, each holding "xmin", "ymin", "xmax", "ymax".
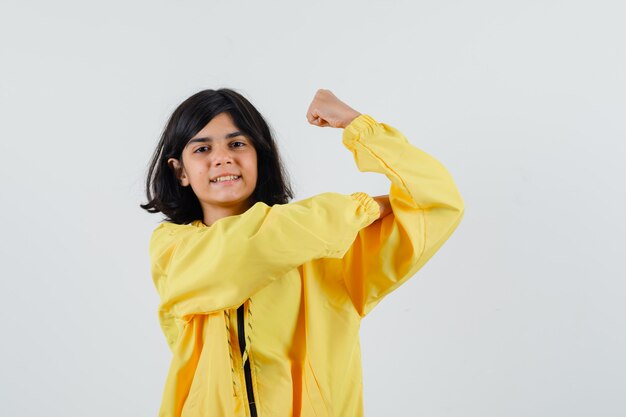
[{"xmin": 237, "ymin": 304, "xmax": 258, "ymax": 417}]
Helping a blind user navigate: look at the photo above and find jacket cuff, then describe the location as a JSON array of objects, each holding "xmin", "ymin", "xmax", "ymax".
[
  {"xmin": 350, "ymin": 191, "xmax": 380, "ymax": 224},
  {"xmin": 342, "ymin": 114, "xmax": 381, "ymax": 150}
]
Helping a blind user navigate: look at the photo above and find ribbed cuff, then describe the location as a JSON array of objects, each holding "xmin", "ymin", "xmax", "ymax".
[
  {"xmin": 350, "ymin": 191, "xmax": 380, "ymax": 224},
  {"xmin": 342, "ymin": 114, "xmax": 380, "ymax": 150}
]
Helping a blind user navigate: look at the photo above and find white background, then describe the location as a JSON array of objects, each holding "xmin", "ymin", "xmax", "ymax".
[{"xmin": 1, "ymin": 0, "xmax": 625, "ymax": 416}]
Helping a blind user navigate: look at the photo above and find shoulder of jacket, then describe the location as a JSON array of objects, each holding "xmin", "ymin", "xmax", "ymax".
[
  {"xmin": 151, "ymin": 221, "xmax": 198, "ymax": 234},
  {"xmin": 149, "ymin": 221, "xmax": 199, "ymax": 253}
]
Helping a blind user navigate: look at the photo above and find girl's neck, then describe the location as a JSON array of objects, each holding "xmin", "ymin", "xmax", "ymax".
[{"xmin": 202, "ymin": 200, "xmax": 254, "ymax": 226}]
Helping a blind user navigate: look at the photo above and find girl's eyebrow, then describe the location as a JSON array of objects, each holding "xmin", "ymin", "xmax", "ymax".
[{"xmin": 187, "ymin": 131, "xmax": 245, "ymax": 145}]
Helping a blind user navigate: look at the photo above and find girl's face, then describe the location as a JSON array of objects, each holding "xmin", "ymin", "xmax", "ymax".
[{"xmin": 168, "ymin": 112, "xmax": 258, "ymax": 224}]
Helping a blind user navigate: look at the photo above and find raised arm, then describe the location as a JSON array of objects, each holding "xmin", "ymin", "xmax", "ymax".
[
  {"xmin": 305, "ymin": 89, "xmax": 464, "ymax": 316},
  {"xmin": 326, "ymin": 114, "xmax": 465, "ymax": 316}
]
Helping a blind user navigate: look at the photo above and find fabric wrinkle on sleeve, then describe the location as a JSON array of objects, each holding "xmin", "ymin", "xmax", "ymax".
[{"xmin": 350, "ymin": 191, "xmax": 381, "ymax": 219}]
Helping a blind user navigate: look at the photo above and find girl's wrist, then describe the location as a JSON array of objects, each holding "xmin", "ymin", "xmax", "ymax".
[
  {"xmin": 341, "ymin": 111, "xmax": 362, "ymax": 129},
  {"xmin": 372, "ymin": 195, "xmax": 392, "ymax": 219}
]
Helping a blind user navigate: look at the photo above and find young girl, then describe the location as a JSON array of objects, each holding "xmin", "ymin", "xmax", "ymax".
[{"xmin": 141, "ymin": 88, "xmax": 464, "ymax": 417}]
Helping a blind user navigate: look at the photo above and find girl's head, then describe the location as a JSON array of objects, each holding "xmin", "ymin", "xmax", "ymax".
[{"xmin": 141, "ymin": 88, "xmax": 294, "ymax": 224}]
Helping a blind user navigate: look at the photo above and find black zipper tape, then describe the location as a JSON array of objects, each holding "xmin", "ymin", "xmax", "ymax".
[{"xmin": 237, "ymin": 304, "xmax": 257, "ymax": 417}]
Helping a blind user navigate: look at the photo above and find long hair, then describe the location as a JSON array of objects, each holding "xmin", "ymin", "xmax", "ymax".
[{"xmin": 140, "ymin": 88, "xmax": 294, "ymax": 224}]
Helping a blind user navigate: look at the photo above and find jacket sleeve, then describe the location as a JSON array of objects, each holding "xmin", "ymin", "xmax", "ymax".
[
  {"xmin": 329, "ymin": 114, "xmax": 465, "ymax": 317},
  {"xmin": 149, "ymin": 191, "xmax": 380, "ymax": 322}
]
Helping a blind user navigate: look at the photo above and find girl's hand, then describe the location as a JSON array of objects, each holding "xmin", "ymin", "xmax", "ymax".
[
  {"xmin": 306, "ymin": 89, "xmax": 362, "ymax": 128},
  {"xmin": 372, "ymin": 195, "xmax": 392, "ymax": 219}
]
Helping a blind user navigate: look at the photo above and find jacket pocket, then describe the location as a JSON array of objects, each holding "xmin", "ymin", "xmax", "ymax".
[{"xmin": 303, "ymin": 358, "xmax": 330, "ymax": 417}]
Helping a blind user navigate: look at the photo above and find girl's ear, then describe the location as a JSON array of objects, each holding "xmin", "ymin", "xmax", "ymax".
[{"xmin": 167, "ymin": 157, "xmax": 189, "ymax": 186}]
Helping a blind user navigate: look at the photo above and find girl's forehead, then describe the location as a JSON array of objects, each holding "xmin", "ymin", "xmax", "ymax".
[{"xmin": 190, "ymin": 114, "xmax": 241, "ymax": 139}]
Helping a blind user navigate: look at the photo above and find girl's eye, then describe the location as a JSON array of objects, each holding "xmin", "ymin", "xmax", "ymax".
[{"xmin": 193, "ymin": 141, "xmax": 245, "ymax": 154}]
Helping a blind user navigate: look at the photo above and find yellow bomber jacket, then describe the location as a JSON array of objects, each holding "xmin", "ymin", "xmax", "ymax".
[{"xmin": 149, "ymin": 114, "xmax": 465, "ymax": 417}]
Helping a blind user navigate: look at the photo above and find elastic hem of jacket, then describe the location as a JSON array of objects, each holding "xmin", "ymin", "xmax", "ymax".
[
  {"xmin": 342, "ymin": 114, "xmax": 380, "ymax": 150},
  {"xmin": 349, "ymin": 192, "xmax": 380, "ymax": 222}
]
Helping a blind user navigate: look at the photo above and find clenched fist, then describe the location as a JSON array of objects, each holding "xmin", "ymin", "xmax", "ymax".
[{"xmin": 306, "ymin": 89, "xmax": 362, "ymax": 129}]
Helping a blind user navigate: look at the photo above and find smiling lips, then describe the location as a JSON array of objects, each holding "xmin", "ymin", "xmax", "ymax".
[{"xmin": 210, "ymin": 175, "xmax": 241, "ymax": 184}]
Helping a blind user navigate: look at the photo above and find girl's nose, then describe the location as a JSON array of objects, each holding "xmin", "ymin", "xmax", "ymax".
[{"xmin": 212, "ymin": 146, "xmax": 234, "ymax": 166}]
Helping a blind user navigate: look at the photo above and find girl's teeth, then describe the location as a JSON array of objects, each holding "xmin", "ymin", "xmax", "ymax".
[{"xmin": 213, "ymin": 175, "xmax": 240, "ymax": 183}]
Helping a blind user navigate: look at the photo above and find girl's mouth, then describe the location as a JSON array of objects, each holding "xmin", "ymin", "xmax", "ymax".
[{"xmin": 210, "ymin": 175, "xmax": 242, "ymax": 185}]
